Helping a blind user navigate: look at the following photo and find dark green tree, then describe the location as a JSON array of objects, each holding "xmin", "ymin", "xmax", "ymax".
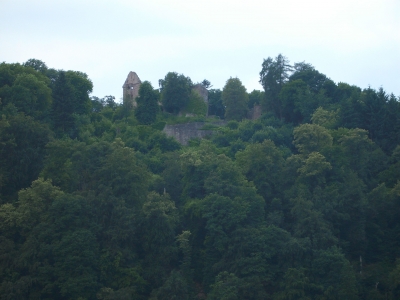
[
  {"xmin": 176, "ymin": 231, "xmax": 192, "ymax": 281},
  {"xmin": 23, "ymin": 58, "xmax": 48, "ymax": 74},
  {"xmin": 311, "ymin": 247, "xmax": 358, "ymax": 299},
  {"xmin": 236, "ymin": 139, "xmax": 285, "ymax": 204},
  {"xmin": 0, "ymin": 179, "xmax": 101, "ymax": 299},
  {"xmin": 380, "ymin": 93, "xmax": 400, "ymax": 153},
  {"xmin": 360, "ymin": 87, "xmax": 387, "ymax": 141},
  {"xmin": 52, "ymin": 70, "xmax": 93, "ymax": 136},
  {"xmin": 289, "ymin": 62, "xmax": 335, "ymax": 96},
  {"xmin": 293, "ymin": 124, "xmax": 333, "ymax": 155},
  {"xmin": 159, "ymin": 72, "xmax": 192, "ymax": 114},
  {"xmin": 208, "ymin": 272, "xmax": 240, "ymax": 300},
  {"xmin": 222, "ymin": 77, "xmax": 249, "ymax": 121},
  {"xmin": 336, "ymin": 83, "xmax": 362, "ymax": 128},
  {"xmin": 152, "ymin": 270, "xmax": 190, "ymax": 300},
  {"xmin": 9, "ymin": 73, "xmax": 52, "ymax": 121},
  {"xmin": 0, "ymin": 114, "xmax": 52, "ymax": 202},
  {"xmin": 201, "ymin": 79, "xmax": 212, "ymax": 89},
  {"xmin": 273, "ymin": 268, "xmax": 311, "ymax": 300},
  {"xmin": 103, "ymin": 95, "xmax": 118, "ymax": 109},
  {"xmin": 64, "ymin": 70, "xmax": 93, "ymax": 115},
  {"xmin": 0, "ymin": 179, "xmax": 63, "ymax": 298},
  {"xmin": 279, "ymin": 79, "xmax": 313, "ymax": 124},
  {"xmin": 51, "ymin": 71, "xmax": 75, "ymax": 135},
  {"xmin": 135, "ymin": 81, "xmax": 159, "ymax": 125},
  {"xmin": 259, "ymin": 54, "xmax": 292, "ymax": 119},
  {"xmin": 0, "ymin": 62, "xmax": 52, "ymax": 121},
  {"xmin": 141, "ymin": 192, "xmax": 177, "ymax": 287},
  {"xmin": 248, "ymin": 89, "xmax": 264, "ymax": 108},
  {"xmin": 208, "ymin": 89, "xmax": 224, "ymax": 118},
  {"xmin": 50, "ymin": 209, "xmax": 100, "ymax": 299},
  {"xmin": 0, "ymin": 62, "xmax": 49, "ymax": 89},
  {"xmin": 311, "ymin": 107, "xmax": 339, "ymax": 129}
]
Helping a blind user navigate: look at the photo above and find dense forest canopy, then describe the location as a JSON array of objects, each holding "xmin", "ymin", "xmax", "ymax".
[{"xmin": 0, "ymin": 55, "xmax": 400, "ymax": 299}]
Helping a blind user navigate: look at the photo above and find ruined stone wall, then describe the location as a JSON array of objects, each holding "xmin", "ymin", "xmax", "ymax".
[
  {"xmin": 247, "ymin": 104, "xmax": 262, "ymax": 120},
  {"xmin": 163, "ymin": 121, "xmax": 226, "ymax": 145},
  {"xmin": 192, "ymin": 84, "xmax": 208, "ymax": 103},
  {"xmin": 192, "ymin": 84, "xmax": 209, "ymax": 116}
]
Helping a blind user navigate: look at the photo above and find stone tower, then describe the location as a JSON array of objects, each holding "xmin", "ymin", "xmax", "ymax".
[{"xmin": 122, "ymin": 71, "xmax": 141, "ymax": 108}]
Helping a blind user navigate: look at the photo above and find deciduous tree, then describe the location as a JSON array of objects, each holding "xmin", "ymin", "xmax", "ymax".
[
  {"xmin": 135, "ymin": 81, "xmax": 159, "ymax": 125},
  {"xmin": 159, "ymin": 72, "xmax": 192, "ymax": 114},
  {"xmin": 222, "ymin": 77, "xmax": 248, "ymax": 121}
]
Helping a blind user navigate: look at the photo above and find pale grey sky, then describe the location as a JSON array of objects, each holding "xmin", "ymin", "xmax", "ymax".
[{"xmin": 1, "ymin": 0, "xmax": 399, "ymax": 100}]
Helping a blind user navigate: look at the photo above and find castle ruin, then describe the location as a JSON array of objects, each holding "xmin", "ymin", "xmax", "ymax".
[
  {"xmin": 120, "ymin": 72, "xmax": 262, "ymax": 144},
  {"xmin": 122, "ymin": 71, "xmax": 141, "ymax": 108}
]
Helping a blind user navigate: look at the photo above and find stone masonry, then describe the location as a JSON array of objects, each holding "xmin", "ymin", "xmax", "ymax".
[
  {"xmin": 191, "ymin": 84, "xmax": 209, "ymax": 116},
  {"xmin": 122, "ymin": 71, "xmax": 141, "ymax": 108},
  {"xmin": 192, "ymin": 84, "xmax": 209, "ymax": 104},
  {"xmin": 247, "ymin": 104, "xmax": 262, "ymax": 120},
  {"xmin": 163, "ymin": 121, "xmax": 226, "ymax": 145}
]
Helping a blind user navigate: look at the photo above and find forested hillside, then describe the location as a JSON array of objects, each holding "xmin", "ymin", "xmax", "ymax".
[{"xmin": 1, "ymin": 56, "xmax": 400, "ymax": 299}]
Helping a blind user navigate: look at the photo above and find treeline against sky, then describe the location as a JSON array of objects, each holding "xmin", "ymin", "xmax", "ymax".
[{"xmin": 0, "ymin": 56, "xmax": 400, "ymax": 299}]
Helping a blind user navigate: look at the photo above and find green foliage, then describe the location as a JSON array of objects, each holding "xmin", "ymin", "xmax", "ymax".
[
  {"xmin": 160, "ymin": 72, "xmax": 192, "ymax": 114},
  {"xmin": 151, "ymin": 121, "xmax": 166, "ymax": 131},
  {"xmin": 0, "ymin": 113, "xmax": 52, "ymax": 201},
  {"xmin": 181, "ymin": 89, "xmax": 207, "ymax": 116},
  {"xmin": 236, "ymin": 139, "xmax": 285, "ymax": 202},
  {"xmin": 290, "ymin": 61, "xmax": 334, "ymax": 96},
  {"xmin": 148, "ymin": 131, "xmax": 181, "ymax": 153},
  {"xmin": 311, "ymin": 107, "xmax": 339, "ymax": 129},
  {"xmin": 280, "ymin": 79, "xmax": 313, "ymax": 124},
  {"xmin": 52, "ymin": 71, "xmax": 75, "ymax": 135},
  {"xmin": 297, "ymin": 152, "xmax": 332, "ymax": 178},
  {"xmin": 208, "ymin": 272, "xmax": 240, "ymax": 300},
  {"xmin": 23, "ymin": 58, "xmax": 48, "ymax": 73},
  {"xmin": 141, "ymin": 192, "xmax": 178, "ymax": 287},
  {"xmin": 176, "ymin": 231, "xmax": 192, "ymax": 279},
  {"xmin": 41, "ymin": 139, "xmax": 150, "ymax": 207},
  {"xmin": 227, "ymin": 120, "xmax": 239, "ymax": 129},
  {"xmin": 52, "ymin": 228, "xmax": 100, "ymax": 299},
  {"xmin": 273, "ymin": 268, "xmax": 311, "ymax": 300},
  {"xmin": 248, "ymin": 89, "xmax": 264, "ymax": 108},
  {"xmin": 0, "ymin": 62, "xmax": 52, "ymax": 122},
  {"xmin": 15, "ymin": 178, "xmax": 63, "ymax": 231},
  {"xmin": 293, "ymin": 124, "xmax": 333, "ymax": 155},
  {"xmin": 1, "ymin": 58, "xmax": 400, "ymax": 300},
  {"xmin": 64, "ymin": 70, "xmax": 93, "ymax": 115},
  {"xmin": 208, "ymin": 88, "xmax": 224, "ymax": 118},
  {"xmin": 52, "ymin": 70, "xmax": 93, "ymax": 137},
  {"xmin": 8, "ymin": 73, "xmax": 52, "ymax": 120},
  {"xmin": 135, "ymin": 81, "xmax": 159, "ymax": 125},
  {"xmin": 311, "ymin": 247, "xmax": 358, "ymax": 299},
  {"xmin": 222, "ymin": 77, "xmax": 249, "ymax": 121},
  {"xmin": 151, "ymin": 270, "xmax": 190, "ymax": 300},
  {"xmin": 259, "ymin": 54, "xmax": 292, "ymax": 119}
]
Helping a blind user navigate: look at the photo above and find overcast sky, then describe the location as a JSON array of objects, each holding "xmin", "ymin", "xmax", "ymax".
[{"xmin": 1, "ymin": 0, "xmax": 399, "ymax": 101}]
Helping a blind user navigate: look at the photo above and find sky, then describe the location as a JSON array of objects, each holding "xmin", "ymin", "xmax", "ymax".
[{"xmin": 1, "ymin": 0, "xmax": 399, "ymax": 101}]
